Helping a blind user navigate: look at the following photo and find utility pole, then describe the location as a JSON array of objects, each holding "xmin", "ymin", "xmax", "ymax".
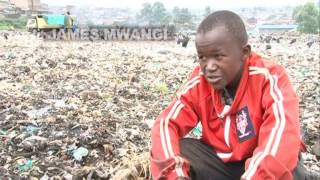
[{"xmin": 30, "ymin": 0, "xmax": 34, "ymax": 15}]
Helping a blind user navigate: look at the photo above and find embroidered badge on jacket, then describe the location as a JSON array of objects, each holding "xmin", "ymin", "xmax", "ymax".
[{"xmin": 236, "ymin": 106, "xmax": 256, "ymax": 142}]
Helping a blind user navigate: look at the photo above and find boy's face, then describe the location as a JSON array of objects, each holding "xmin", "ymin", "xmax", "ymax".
[{"xmin": 196, "ymin": 26, "xmax": 249, "ymax": 90}]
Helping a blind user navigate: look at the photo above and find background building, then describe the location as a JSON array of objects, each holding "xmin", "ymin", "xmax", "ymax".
[
  {"xmin": 0, "ymin": 0, "xmax": 9, "ymax": 11},
  {"xmin": 9, "ymin": 0, "xmax": 48, "ymax": 13},
  {"xmin": 258, "ymin": 24, "xmax": 298, "ymax": 33}
]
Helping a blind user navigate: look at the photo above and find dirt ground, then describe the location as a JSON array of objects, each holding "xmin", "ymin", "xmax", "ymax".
[{"xmin": 0, "ymin": 31, "xmax": 319, "ymax": 179}]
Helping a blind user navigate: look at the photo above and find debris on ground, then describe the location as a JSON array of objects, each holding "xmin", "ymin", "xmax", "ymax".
[{"xmin": 0, "ymin": 31, "xmax": 319, "ymax": 178}]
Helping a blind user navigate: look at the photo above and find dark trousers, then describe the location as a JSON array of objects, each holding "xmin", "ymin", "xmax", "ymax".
[{"xmin": 180, "ymin": 138, "xmax": 306, "ymax": 180}]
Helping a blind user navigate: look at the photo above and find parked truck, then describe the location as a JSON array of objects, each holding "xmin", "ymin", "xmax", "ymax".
[{"xmin": 26, "ymin": 15, "xmax": 72, "ymax": 32}]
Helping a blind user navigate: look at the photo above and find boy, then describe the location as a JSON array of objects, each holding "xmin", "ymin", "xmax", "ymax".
[{"xmin": 151, "ymin": 10, "xmax": 306, "ymax": 180}]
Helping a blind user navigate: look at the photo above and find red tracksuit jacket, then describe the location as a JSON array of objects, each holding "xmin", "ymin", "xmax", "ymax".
[{"xmin": 151, "ymin": 52, "xmax": 302, "ymax": 180}]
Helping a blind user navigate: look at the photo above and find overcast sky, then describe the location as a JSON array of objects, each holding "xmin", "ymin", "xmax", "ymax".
[{"xmin": 42, "ymin": 0, "xmax": 318, "ymax": 9}]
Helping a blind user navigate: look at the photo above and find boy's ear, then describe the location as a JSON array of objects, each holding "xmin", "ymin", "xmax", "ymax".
[{"xmin": 242, "ymin": 44, "xmax": 251, "ymax": 61}]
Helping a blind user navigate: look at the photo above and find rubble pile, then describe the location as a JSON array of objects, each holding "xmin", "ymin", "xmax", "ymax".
[{"xmin": 0, "ymin": 31, "xmax": 319, "ymax": 179}]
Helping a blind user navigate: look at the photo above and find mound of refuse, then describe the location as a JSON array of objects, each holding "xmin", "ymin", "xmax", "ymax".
[{"xmin": 0, "ymin": 31, "xmax": 319, "ymax": 179}]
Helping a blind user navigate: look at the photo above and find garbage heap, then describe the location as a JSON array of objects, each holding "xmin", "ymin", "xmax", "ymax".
[{"xmin": 0, "ymin": 31, "xmax": 319, "ymax": 179}]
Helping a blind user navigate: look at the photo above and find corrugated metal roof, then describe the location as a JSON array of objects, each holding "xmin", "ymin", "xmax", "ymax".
[{"xmin": 259, "ymin": 24, "xmax": 298, "ymax": 29}]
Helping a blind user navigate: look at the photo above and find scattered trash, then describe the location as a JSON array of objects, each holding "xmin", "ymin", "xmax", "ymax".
[
  {"xmin": 21, "ymin": 125, "xmax": 41, "ymax": 135},
  {"xmin": 266, "ymin": 44, "xmax": 272, "ymax": 50},
  {"xmin": 17, "ymin": 159, "xmax": 33, "ymax": 173},
  {"xmin": 40, "ymin": 173, "xmax": 49, "ymax": 180},
  {"xmin": 312, "ymin": 140, "xmax": 320, "ymax": 158},
  {"xmin": 0, "ymin": 31, "xmax": 318, "ymax": 178},
  {"xmin": 73, "ymin": 147, "xmax": 89, "ymax": 161},
  {"xmin": 191, "ymin": 123, "xmax": 202, "ymax": 137},
  {"xmin": 24, "ymin": 107, "xmax": 50, "ymax": 119}
]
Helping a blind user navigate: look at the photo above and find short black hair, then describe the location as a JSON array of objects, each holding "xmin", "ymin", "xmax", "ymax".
[{"xmin": 197, "ymin": 10, "xmax": 248, "ymax": 46}]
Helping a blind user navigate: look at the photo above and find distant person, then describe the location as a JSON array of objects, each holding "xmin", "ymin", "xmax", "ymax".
[
  {"xmin": 290, "ymin": 38, "xmax": 297, "ymax": 44},
  {"xmin": 181, "ymin": 34, "xmax": 190, "ymax": 48},
  {"xmin": 64, "ymin": 11, "xmax": 73, "ymax": 40},
  {"xmin": 3, "ymin": 33, "xmax": 8, "ymax": 40},
  {"xmin": 177, "ymin": 33, "xmax": 183, "ymax": 45},
  {"xmin": 307, "ymin": 41, "xmax": 314, "ymax": 48},
  {"xmin": 177, "ymin": 33, "xmax": 190, "ymax": 48},
  {"xmin": 265, "ymin": 35, "xmax": 271, "ymax": 43},
  {"xmin": 150, "ymin": 10, "xmax": 307, "ymax": 180}
]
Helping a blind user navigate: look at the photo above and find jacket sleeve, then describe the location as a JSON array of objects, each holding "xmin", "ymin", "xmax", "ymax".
[
  {"xmin": 150, "ymin": 67, "xmax": 201, "ymax": 180},
  {"xmin": 242, "ymin": 66, "xmax": 301, "ymax": 180}
]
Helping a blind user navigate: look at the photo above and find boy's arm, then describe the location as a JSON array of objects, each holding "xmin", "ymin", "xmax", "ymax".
[
  {"xmin": 242, "ymin": 66, "xmax": 301, "ymax": 180},
  {"xmin": 151, "ymin": 67, "xmax": 201, "ymax": 179}
]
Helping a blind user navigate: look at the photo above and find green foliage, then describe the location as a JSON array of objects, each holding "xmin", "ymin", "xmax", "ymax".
[
  {"xmin": 137, "ymin": 2, "xmax": 196, "ymax": 29},
  {"xmin": 0, "ymin": 16, "xmax": 27, "ymax": 30},
  {"xmin": 138, "ymin": 3, "xmax": 152, "ymax": 23},
  {"xmin": 172, "ymin": 6, "xmax": 196, "ymax": 30},
  {"xmin": 151, "ymin": 2, "xmax": 171, "ymax": 24},
  {"xmin": 137, "ymin": 2, "xmax": 171, "ymax": 25},
  {"xmin": 204, "ymin": 6, "xmax": 212, "ymax": 17},
  {"xmin": 293, "ymin": 2, "xmax": 320, "ymax": 34},
  {"xmin": 154, "ymin": 82, "xmax": 169, "ymax": 95},
  {"xmin": 172, "ymin": 7, "xmax": 193, "ymax": 25},
  {"xmin": 266, "ymin": 14, "xmax": 277, "ymax": 21}
]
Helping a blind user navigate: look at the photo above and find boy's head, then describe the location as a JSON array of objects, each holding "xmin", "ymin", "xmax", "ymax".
[
  {"xmin": 195, "ymin": 10, "xmax": 251, "ymax": 90},
  {"xmin": 197, "ymin": 10, "xmax": 248, "ymax": 46}
]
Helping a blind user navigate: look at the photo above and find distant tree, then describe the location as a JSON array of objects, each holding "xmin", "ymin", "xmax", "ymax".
[
  {"xmin": 204, "ymin": 6, "xmax": 212, "ymax": 17},
  {"xmin": 137, "ymin": 3, "xmax": 152, "ymax": 23},
  {"xmin": 137, "ymin": 2, "xmax": 171, "ymax": 25},
  {"xmin": 180, "ymin": 8, "xmax": 192, "ymax": 25},
  {"xmin": 293, "ymin": 2, "xmax": 320, "ymax": 34},
  {"xmin": 172, "ymin": 7, "xmax": 193, "ymax": 25},
  {"xmin": 151, "ymin": 2, "xmax": 171, "ymax": 24},
  {"xmin": 172, "ymin": 6, "xmax": 181, "ymax": 24},
  {"xmin": 266, "ymin": 14, "xmax": 277, "ymax": 21}
]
